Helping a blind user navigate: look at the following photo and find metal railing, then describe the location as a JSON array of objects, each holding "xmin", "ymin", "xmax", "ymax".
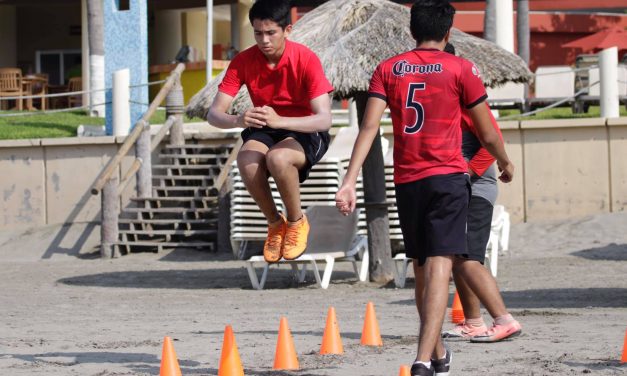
[{"xmin": 0, "ymin": 79, "xmax": 167, "ymax": 118}]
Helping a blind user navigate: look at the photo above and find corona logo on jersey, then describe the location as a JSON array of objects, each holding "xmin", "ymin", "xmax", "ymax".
[{"xmin": 392, "ymin": 60, "xmax": 443, "ymax": 77}]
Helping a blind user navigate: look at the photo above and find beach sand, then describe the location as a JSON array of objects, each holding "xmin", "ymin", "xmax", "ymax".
[{"xmin": 1, "ymin": 212, "xmax": 626, "ymax": 375}]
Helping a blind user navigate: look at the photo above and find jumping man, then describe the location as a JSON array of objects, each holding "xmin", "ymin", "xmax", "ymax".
[{"xmin": 207, "ymin": 0, "xmax": 333, "ymax": 263}]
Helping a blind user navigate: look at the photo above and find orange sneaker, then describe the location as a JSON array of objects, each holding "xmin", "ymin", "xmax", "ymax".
[
  {"xmin": 282, "ymin": 215, "xmax": 309, "ymax": 260},
  {"xmin": 263, "ymin": 215, "xmax": 286, "ymax": 263}
]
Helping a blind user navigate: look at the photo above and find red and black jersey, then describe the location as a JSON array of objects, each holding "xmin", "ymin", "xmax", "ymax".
[
  {"xmin": 368, "ymin": 48, "xmax": 487, "ymax": 184},
  {"xmin": 461, "ymin": 103, "xmax": 503, "ymax": 176},
  {"xmin": 218, "ymin": 40, "xmax": 333, "ymax": 118}
]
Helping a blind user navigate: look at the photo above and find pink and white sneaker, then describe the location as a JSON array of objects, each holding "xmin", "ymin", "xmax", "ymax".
[
  {"xmin": 470, "ymin": 319, "xmax": 522, "ymax": 343},
  {"xmin": 441, "ymin": 321, "xmax": 488, "ymax": 339}
]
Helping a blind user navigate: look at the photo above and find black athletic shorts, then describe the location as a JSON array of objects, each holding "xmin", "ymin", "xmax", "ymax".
[
  {"xmin": 395, "ymin": 173, "xmax": 471, "ymax": 266},
  {"xmin": 462, "ymin": 195, "xmax": 494, "ymax": 264},
  {"xmin": 241, "ymin": 127, "xmax": 330, "ymax": 183}
]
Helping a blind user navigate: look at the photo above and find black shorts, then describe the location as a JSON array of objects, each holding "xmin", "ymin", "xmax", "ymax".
[
  {"xmin": 241, "ymin": 128, "xmax": 330, "ymax": 183},
  {"xmin": 395, "ymin": 173, "xmax": 471, "ymax": 266},
  {"xmin": 462, "ymin": 196, "xmax": 494, "ymax": 264}
]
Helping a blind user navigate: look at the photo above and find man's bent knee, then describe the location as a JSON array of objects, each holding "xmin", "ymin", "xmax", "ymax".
[
  {"xmin": 237, "ymin": 150, "xmax": 268, "ymax": 178},
  {"xmin": 266, "ymin": 148, "xmax": 303, "ymax": 172}
]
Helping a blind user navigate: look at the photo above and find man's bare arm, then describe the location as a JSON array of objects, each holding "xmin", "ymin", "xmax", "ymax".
[
  {"xmin": 336, "ymin": 97, "xmax": 388, "ymax": 214},
  {"xmin": 206, "ymin": 92, "xmax": 265, "ymax": 129}
]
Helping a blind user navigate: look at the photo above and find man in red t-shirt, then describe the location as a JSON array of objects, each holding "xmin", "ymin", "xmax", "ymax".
[
  {"xmin": 207, "ymin": 0, "xmax": 333, "ymax": 263},
  {"xmin": 336, "ymin": 1, "xmax": 514, "ymax": 375}
]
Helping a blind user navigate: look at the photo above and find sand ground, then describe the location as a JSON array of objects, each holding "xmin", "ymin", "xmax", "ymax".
[{"xmin": 1, "ymin": 212, "xmax": 626, "ymax": 375}]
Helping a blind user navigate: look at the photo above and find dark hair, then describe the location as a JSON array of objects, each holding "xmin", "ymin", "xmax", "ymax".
[
  {"xmin": 443, "ymin": 42, "xmax": 456, "ymax": 55},
  {"xmin": 410, "ymin": 0, "xmax": 456, "ymax": 44},
  {"xmin": 249, "ymin": 0, "xmax": 292, "ymax": 29}
]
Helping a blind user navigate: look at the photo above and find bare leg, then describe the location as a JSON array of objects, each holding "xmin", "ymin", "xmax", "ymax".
[
  {"xmin": 452, "ymin": 268, "xmax": 482, "ymax": 319},
  {"xmin": 453, "ymin": 259, "xmax": 508, "ymax": 319},
  {"xmin": 415, "ymin": 256, "xmax": 452, "ymax": 362},
  {"xmin": 265, "ymin": 138, "xmax": 307, "ymax": 222},
  {"xmin": 236, "ymin": 140, "xmax": 279, "ymax": 222},
  {"xmin": 413, "ymin": 260, "xmax": 446, "ymax": 360}
]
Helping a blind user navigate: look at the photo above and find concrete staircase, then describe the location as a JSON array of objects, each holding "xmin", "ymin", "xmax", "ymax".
[{"xmin": 116, "ymin": 144, "xmax": 232, "ymax": 254}]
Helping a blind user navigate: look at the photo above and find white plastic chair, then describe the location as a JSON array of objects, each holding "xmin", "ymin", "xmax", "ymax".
[
  {"xmin": 485, "ymin": 204, "xmax": 511, "ymax": 277},
  {"xmin": 392, "ymin": 205, "xmax": 510, "ymax": 287}
]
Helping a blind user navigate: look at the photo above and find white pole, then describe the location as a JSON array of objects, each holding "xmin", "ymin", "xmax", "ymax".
[
  {"xmin": 599, "ymin": 47, "xmax": 619, "ymax": 118},
  {"xmin": 495, "ymin": 0, "xmax": 514, "ymax": 53},
  {"xmin": 81, "ymin": 0, "xmax": 90, "ymax": 112},
  {"xmin": 112, "ymin": 69, "xmax": 131, "ymax": 137},
  {"xmin": 206, "ymin": 0, "xmax": 213, "ymax": 84}
]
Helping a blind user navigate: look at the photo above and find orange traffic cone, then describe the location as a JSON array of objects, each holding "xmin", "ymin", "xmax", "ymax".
[
  {"xmin": 360, "ymin": 302, "xmax": 383, "ymax": 346},
  {"xmin": 273, "ymin": 317, "xmax": 299, "ymax": 370},
  {"xmin": 621, "ymin": 329, "xmax": 627, "ymax": 363},
  {"xmin": 320, "ymin": 306, "xmax": 344, "ymax": 354},
  {"xmin": 218, "ymin": 325, "xmax": 244, "ymax": 376},
  {"xmin": 159, "ymin": 336, "xmax": 182, "ymax": 376},
  {"xmin": 398, "ymin": 365, "xmax": 411, "ymax": 376},
  {"xmin": 450, "ymin": 290, "xmax": 465, "ymax": 324}
]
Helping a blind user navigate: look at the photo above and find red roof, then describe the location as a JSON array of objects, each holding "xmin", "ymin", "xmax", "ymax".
[{"xmin": 562, "ymin": 27, "xmax": 627, "ymax": 52}]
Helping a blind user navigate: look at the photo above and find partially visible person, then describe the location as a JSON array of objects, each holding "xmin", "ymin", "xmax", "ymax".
[
  {"xmin": 437, "ymin": 43, "xmax": 522, "ymax": 345},
  {"xmin": 226, "ymin": 45, "xmax": 239, "ymax": 60}
]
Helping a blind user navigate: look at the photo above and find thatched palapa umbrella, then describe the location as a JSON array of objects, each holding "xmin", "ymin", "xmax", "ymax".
[
  {"xmin": 186, "ymin": 0, "xmax": 532, "ymax": 118},
  {"xmin": 186, "ymin": 0, "xmax": 531, "ymax": 283}
]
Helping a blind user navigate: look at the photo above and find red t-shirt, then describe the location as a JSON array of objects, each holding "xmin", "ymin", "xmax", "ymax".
[
  {"xmin": 461, "ymin": 103, "xmax": 503, "ymax": 176},
  {"xmin": 218, "ymin": 40, "xmax": 333, "ymax": 118},
  {"xmin": 368, "ymin": 48, "xmax": 487, "ymax": 184}
]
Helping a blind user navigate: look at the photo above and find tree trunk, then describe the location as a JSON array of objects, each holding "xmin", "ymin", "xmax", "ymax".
[
  {"xmin": 483, "ymin": 0, "xmax": 497, "ymax": 43},
  {"xmin": 87, "ymin": 0, "xmax": 105, "ymax": 117},
  {"xmin": 354, "ymin": 92, "xmax": 394, "ymax": 284}
]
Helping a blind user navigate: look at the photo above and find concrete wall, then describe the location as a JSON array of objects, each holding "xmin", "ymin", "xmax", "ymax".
[
  {"xmin": 182, "ymin": 10, "xmax": 207, "ymax": 59},
  {"xmin": 1, "ymin": 117, "xmax": 626, "ymax": 230},
  {"xmin": 608, "ymin": 118, "xmax": 627, "ymax": 211},
  {"xmin": 153, "ymin": 10, "xmax": 183, "ymax": 65},
  {"xmin": 520, "ymin": 118, "xmax": 611, "ymax": 221},
  {"xmin": 380, "ymin": 117, "xmax": 627, "ymax": 223},
  {"xmin": 0, "ymin": 5, "xmax": 17, "ymax": 68},
  {"xmin": 0, "ymin": 137, "xmax": 122, "ymax": 229},
  {"xmin": 0, "ymin": 131, "xmax": 235, "ymax": 230}
]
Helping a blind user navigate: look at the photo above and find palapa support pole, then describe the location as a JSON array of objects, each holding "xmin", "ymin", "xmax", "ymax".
[
  {"xmin": 101, "ymin": 176, "xmax": 120, "ymax": 258},
  {"xmin": 135, "ymin": 121, "xmax": 153, "ymax": 198},
  {"xmin": 354, "ymin": 91, "xmax": 394, "ymax": 284},
  {"xmin": 166, "ymin": 78, "xmax": 185, "ymax": 146}
]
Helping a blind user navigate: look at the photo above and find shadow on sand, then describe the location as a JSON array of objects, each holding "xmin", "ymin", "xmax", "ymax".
[
  {"xmin": 57, "ymin": 267, "xmax": 361, "ymax": 290},
  {"xmin": 571, "ymin": 243, "xmax": 627, "ymax": 261},
  {"xmin": 389, "ymin": 287, "xmax": 627, "ymax": 309}
]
